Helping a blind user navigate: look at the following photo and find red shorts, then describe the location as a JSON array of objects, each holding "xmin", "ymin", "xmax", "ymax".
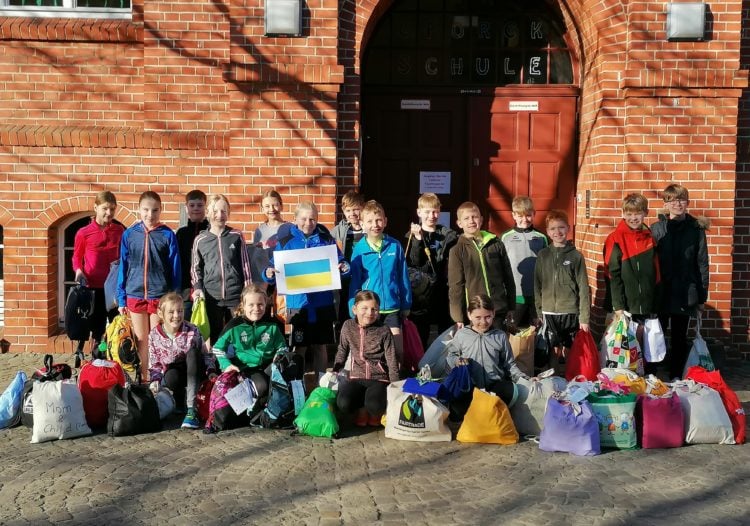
[{"xmin": 126, "ymin": 297, "xmax": 160, "ymax": 315}]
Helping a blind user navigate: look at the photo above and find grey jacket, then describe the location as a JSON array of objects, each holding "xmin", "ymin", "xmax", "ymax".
[
  {"xmin": 445, "ymin": 327, "xmax": 526, "ymax": 388},
  {"xmin": 191, "ymin": 226, "xmax": 251, "ymax": 306}
]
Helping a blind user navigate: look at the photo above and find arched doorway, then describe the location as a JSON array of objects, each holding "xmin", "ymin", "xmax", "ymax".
[{"xmin": 361, "ymin": 0, "xmax": 579, "ymax": 237}]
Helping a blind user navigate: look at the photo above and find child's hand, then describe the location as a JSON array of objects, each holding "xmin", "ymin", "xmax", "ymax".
[
  {"xmin": 265, "ymin": 268, "xmax": 277, "ymax": 279},
  {"xmin": 338, "ymin": 261, "xmax": 350, "ymax": 274},
  {"xmin": 410, "ymin": 223, "xmax": 422, "ymax": 240},
  {"xmin": 614, "ymin": 310, "xmax": 624, "ymax": 318},
  {"xmin": 455, "ymin": 322, "xmax": 464, "ymax": 330},
  {"xmin": 223, "ymin": 365, "xmax": 240, "ymax": 374},
  {"xmin": 192, "ymin": 289, "xmax": 204, "ymax": 301},
  {"xmin": 118, "ymin": 306, "xmax": 128, "ymax": 316},
  {"xmin": 579, "ymin": 323, "xmax": 590, "ymax": 332},
  {"xmin": 149, "ymin": 381, "xmax": 160, "ymax": 394}
]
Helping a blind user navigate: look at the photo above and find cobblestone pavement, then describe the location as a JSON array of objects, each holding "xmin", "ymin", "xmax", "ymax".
[{"xmin": 0, "ymin": 352, "xmax": 748, "ymax": 526}]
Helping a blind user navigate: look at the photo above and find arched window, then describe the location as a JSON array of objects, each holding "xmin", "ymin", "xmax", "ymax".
[{"xmin": 57, "ymin": 213, "xmax": 91, "ymax": 326}]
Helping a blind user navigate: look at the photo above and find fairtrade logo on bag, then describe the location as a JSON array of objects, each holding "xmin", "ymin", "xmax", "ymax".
[{"xmin": 398, "ymin": 396, "xmax": 425, "ymax": 429}]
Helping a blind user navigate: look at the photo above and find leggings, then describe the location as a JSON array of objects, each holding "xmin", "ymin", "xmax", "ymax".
[
  {"xmin": 205, "ymin": 294, "xmax": 237, "ymax": 345},
  {"xmin": 336, "ymin": 379, "xmax": 388, "ymax": 416},
  {"xmin": 162, "ymin": 346, "xmax": 207, "ymax": 409}
]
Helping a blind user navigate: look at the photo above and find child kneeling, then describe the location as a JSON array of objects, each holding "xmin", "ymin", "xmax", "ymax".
[
  {"xmin": 333, "ymin": 291, "xmax": 400, "ymax": 427},
  {"xmin": 148, "ymin": 292, "xmax": 216, "ymax": 429},
  {"xmin": 212, "ymin": 285, "xmax": 288, "ymax": 406},
  {"xmin": 445, "ymin": 294, "xmax": 529, "ymax": 419}
]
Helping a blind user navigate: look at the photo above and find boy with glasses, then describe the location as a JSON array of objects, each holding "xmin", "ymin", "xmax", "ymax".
[{"xmin": 651, "ymin": 184, "xmax": 709, "ymax": 380}]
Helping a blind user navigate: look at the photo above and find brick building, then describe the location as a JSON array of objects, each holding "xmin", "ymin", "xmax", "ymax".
[{"xmin": 0, "ymin": 0, "xmax": 748, "ymax": 359}]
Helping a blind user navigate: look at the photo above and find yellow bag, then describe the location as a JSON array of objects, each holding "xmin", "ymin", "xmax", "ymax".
[
  {"xmin": 190, "ymin": 297, "xmax": 210, "ymax": 341},
  {"xmin": 104, "ymin": 314, "xmax": 138, "ymax": 376},
  {"xmin": 457, "ymin": 388, "xmax": 519, "ymax": 445}
]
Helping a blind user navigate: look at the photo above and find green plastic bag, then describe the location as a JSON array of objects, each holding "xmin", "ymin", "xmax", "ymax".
[
  {"xmin": 587, "ymin": 391, "xmax": 637, "ymax": 450},
  {"xmin": 190, "ymin": 297, "xmax": 210, "ymax": 341},
  {"xmin": 293, "ymin": 387, "xmax": 339, "ymax": 438}
]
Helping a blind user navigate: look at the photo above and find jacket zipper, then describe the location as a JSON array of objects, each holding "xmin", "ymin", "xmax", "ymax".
[
  {"xmin": 360, "ymin": 325, "xmax": 369, "ymax": 379},
  {"xmin": 217, "ymin": 230, "xmax": 226, "ymax": 301},
  {"xmin": 143, "ymin": 225, "xmax": 150, "ymax": 299},
  {"xmin": 471, "ymin": 238, "xmax": 491, "ymax": 298}
]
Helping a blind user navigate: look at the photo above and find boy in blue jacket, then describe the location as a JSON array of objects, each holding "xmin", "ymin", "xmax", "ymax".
[
  {"xmin": 264, "ymin": 201, "xmax": 350, "ymax": 374},
  {"xmin": 348, "ymin": 200, "xmax": 412, "ymax": 364}
]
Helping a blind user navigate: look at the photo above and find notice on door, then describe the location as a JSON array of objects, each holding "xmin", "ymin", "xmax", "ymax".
[
  {"xmin": 509, "ymin": 101, "xmax": 539, "ymax": 111},
  {"xmin": 401, "ymin": 99, "xmax": 431, "ymax": 110},
  {"xmin": 419, "ymin": 171, "xmax": 451, "ymax": 194}
]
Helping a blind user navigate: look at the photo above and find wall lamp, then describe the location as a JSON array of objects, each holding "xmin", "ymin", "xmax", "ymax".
[
  {"xmin": 265, "ymin": 0, "xmax": 303, "ymax": 37},
  {"xmin": 666, "ymin": 2, "xmax": 707, "ymax": 41}
]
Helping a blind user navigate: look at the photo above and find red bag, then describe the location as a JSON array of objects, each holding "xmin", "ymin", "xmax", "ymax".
[
  {"xmin": 636, "ymin": 392, "xmax": 684, "ymax": 449},
  {"xmin": 195, "ymin": 377, "xmax": 216, "ymax": 424},
  {"xmin": 401, "ymin": 318, "xmax": 425, "ymax": 373},
  {"xmin": 78, "ymin": 359, "xmax": 126, "ymax": 429},
  {"xmin": 685, "ymin": 366, "xmax": 746, "ymax": 444},
  {"xmin": 565, "ymin": 330, "xmax": 600, "ymax": 381}
]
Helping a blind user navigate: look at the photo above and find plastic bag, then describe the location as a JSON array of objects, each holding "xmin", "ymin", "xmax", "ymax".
[
  {"xmin": 293, "ymin": 387, "xmax": 339, "ymax": 438},
  {"xmin": 643, "ymin": 317, "xmax": 666, "ymax": 362},
  {"xmin": 565, "ymin": 330, "xmax": 600, "ymax": 381},
  {"xmin": 190, "ymin": 297, "xmax": 211, "ymax": 342}
]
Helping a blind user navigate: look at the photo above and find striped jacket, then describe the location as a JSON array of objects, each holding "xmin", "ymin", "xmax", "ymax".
[{"xmin": 191, "ymin": 226, "xmax": 251, "ymax": 306}]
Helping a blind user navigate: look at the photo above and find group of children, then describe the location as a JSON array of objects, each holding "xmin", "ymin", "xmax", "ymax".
[{"xmin": 70, "ymin": 183, "xmax": 709, "ymax": 430}]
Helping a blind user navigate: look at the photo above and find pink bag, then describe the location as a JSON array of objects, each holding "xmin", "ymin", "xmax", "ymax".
[
  {"xmin": 636, "ymin": 392, "xmax": 684, "ymax": 449},
  {"xmin": 401, "ymin": 318, "xmax": 425, "ymax": 373}
]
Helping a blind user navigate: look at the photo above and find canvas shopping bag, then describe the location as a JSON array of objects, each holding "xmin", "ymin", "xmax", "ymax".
[
  {"xmin": 539, "ymin": 397, "xmax": 600, "ymax": 456},
  {"xmin": 457, "ymin": 388, "xmax": 518, "ymax": 445},
  {"xmin": 508, "ymin": 326, "xmax": 535, "ymax": 377},
  {"xmin": 636, "ymin": 392, "xmax": 684, "ymax": 449},
  {"xmin": 672, "ymin": 380, "xmax": 734, "ymax": 445},
  {"xmin": 384, "ymin": 380, "xmax": 451, "ymax": 442},
  {"xmin": 586, "ymin": 391, "xmax": 638, "ymax": 449},
  {"xmin": 685, "ymin": 366, "xmax": 745, "ymax": 444},
  {"xmin": 510, "ymin": 369, "xmax": 567, "ymax": 436}
]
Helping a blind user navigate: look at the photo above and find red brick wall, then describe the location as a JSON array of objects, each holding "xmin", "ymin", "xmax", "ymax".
[{"xmin": 0, "ymin": 0, "xmax": 746, "ymax": 357}]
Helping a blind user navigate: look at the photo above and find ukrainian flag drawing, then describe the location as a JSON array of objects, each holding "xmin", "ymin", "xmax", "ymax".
[{"xmin": 284, "ymin": 258, "xmax": 333, "ymax": 291}]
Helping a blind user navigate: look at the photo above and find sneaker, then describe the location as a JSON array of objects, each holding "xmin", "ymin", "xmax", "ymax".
[{"xmin": 181, "ymin": 409, "xmax": 200, "ymax": 430}]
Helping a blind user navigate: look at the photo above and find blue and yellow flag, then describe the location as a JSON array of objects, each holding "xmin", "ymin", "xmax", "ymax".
[{"xmin": 284, "ymin": 258, "xmax": 333, "ymax": 291}]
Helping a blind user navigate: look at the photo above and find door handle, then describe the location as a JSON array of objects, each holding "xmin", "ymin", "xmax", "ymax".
[{"xmin": 473, "ymin": 158, "xmax": 479, "ymax": 167}]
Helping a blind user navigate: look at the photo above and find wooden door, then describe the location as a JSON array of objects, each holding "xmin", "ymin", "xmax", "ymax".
[
  {"xmin": 469, "ymin": 91, "xmax": 578, "ymax": 235},
  {"xmin": 361, "ymin": 94, "xmax": 467, "ymax": 239}
]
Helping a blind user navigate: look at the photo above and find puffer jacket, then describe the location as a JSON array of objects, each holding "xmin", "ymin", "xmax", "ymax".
[
  {"xmin": 651, "ymin": 213, "xmax": 709, "ymax": 314},
  {"xmin": 447, "ymin": 232, "xmax": 516, "ymax": 323},
  {"xmin": 263, "ymin": 224, "xmax": 349, "ymax": 317},
  {"xmin": 348, "ymin": 234, "xmax": 412, "ymax": 315},
  {"xmin": 445, "ymin": 327, "xmax": 526, "ymax": 388},
  {"xmin": 117, "ymin": 222, "xmax": 181, "ymax": 306},
  {"xmin": 603, "ymin": 219, "xmax": 660, "ymax": 315},
  {"xmin": 334, "ymin": 319, "xmax": 399, "ymax": 383},
  {"xmin": 533, "ymin": 242, "xmax": 591, "ymax": 324},
  {"xmin": 191, "ymin": 226, "xmax": 251, "ymax": 306}
]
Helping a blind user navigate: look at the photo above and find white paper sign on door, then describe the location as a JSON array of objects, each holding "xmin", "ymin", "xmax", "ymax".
[{"xmin": 419, "ymin": 171, "xmax": 451, "ymax": 194}]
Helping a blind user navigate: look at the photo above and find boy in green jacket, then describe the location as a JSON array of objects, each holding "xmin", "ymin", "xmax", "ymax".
[
  {"xmin": 447, "ymin": 201, "xmax": 515, "ymax": 330},
  {"xmin": 534, "ymin": 210, "xmax": 590, "ymax": 373}
]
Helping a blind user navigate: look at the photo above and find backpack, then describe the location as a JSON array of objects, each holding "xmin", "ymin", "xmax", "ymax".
[
  {"xmin": 78, "ymin": 359, "xmax": 126, "ymax": 429},
  {"xmin": 195, "ymin": 377, "xmax": 216, "ymax": 425},
  {"xmin": 22, "ymin": 355, "xmax": 74, "ymax": 428},
  {"xmin": 64, "ymin": 284, "xmax": 95, "ymax": 343},
  {"xmin": 104, "ymin": 315, "xmax": 139, "ymax": 377},
  {"xmin": 204, "ymin": 370, "xmax": 251, "ymax": 432},
  {"xmin": 257, "ymin": 351, "xmax": 305, "ymax": 429},
  {"xmin": 107, "ymin": 383, "xmax": 162, "ymax": 437}
]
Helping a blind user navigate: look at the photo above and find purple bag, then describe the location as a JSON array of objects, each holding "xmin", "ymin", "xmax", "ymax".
[
  {"xmin": 636, "ymin": 392, "xmax": 684, "ymax": 449},
  {"xmin": 539, "ymin": 398, "xmax": 600, "ymax": 456}
]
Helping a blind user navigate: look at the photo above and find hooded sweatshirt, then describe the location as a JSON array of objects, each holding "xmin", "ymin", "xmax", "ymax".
[
  {"xmin": 445, "ymin": 327, "xmax": 526, "ymax": 387},
  {"xmin": 447, "ymin": 231, "xmax": 516, "ymax": 323},
  {"xmin": 501, "ymin": 226, "xmax": 548, "ymax": 302},
  {"xmin": 334, "ymin": 318, "xmax": 399, "ymax": 383},
  {"xmin": 603, "ymin": 219, "xmax": 660, "ymax": 315},
  {"xmin": 533, "ymin": 241, "xmax": 590, "ymax": 324},
  {"xmin": 651, "ymin": 213, "xmax": 709, "ymax": 314}
]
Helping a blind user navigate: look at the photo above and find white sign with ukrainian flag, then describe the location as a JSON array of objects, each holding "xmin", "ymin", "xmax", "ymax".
[{"xmin": 274, "ymin": 244, "xmax": 342, "ymax": 295}]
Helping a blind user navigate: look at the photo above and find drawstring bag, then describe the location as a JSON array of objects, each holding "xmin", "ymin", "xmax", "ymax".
[
  {"xmin": 586, "ymin": 390, "xmax": 638, "ymax": 449},
  {"xmin": 293, "ymin": 387, "xmax": 339, "ymax": 438},
  {"xmin": 32, "ymin": 380, "xmax": 92, "ymax": 443},
  {"xmin": 673, "ymin": 379, "xmax": 735, "ymax": 445},
  {"xmin": 643, "ymin": 318, "xmax": 666, "ymax": 362},
  {"xmin": 0, "ymin": 371, "xmax": 27, "ymax": 429},
  {"xmin": 682, "ymin": 315, "xmax": 715, "ymax": 378},
  {"xmin": 565, "ymin": 330, "xmax": 600, "ymax": 381},
  {"xmin": 190, "ymin": 297, "xmax": 210, "ymax": 341},
  {"xmin": 401, "ymin": 318, "xmax": 425, "ymax": 373},
  {"xmin": 441, "ymin": 364, "xmax": 472, "ymax": 402},
  {"xmin": 636, "ymin": 392, "xmax": 684, "ymax": 449},
  {"xmin": 107, "ymin": 383, "xmax": 162, "ymax": 437},
  {"xmin": 685, "ymin": 366, "xmax": 745, "ymax": 444},
  {"xmin": 510, "ymin": 369, "xmax": 567, "ymax": 436},
  {"xmin": 78, "ymin": 359, "xmax": 127, "ymax": 429},
  {"xmin": 384, "ymin": 380, "xmax": 451, "ymax": 442},
  {"xmin": 539, "ymin": 397, "xmax": 600, "ymax": 456},
  {"xmin": 457, "ymin": 388, "xmax": 519, "ymax": 445}
]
